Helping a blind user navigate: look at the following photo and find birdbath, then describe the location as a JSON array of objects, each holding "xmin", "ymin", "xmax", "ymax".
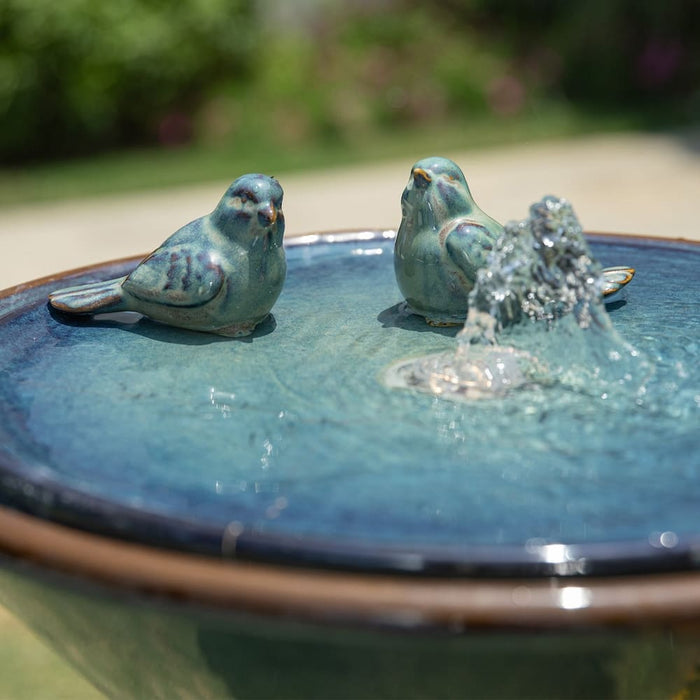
[{"xmin": 0, "ymin": 164, "xmax": 699, "ymax": 698}]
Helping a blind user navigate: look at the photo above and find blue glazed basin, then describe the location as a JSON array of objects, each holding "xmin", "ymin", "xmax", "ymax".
[{"xmin": 0, "ymin": 230, "xmax": 699, "ymax": 698}]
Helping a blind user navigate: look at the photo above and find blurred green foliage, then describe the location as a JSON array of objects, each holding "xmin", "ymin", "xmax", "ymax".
[
  {"xmin": 438, "ymin": 0, "xmax": 700, "ymax": 108},
  {"xmin": 207, "ymin": 4, "xmax": 515, "ymax": 151},
  {"xmin": 0, "ymin": 0, "xmax": 254, "ymax": 162},
  {"xmin": 1, "ymin": 0, "xmax": 698, "ymax": 166},
  {"xmin": 211, "ymin": 0, "xmax": 699, "ymax": 152}
]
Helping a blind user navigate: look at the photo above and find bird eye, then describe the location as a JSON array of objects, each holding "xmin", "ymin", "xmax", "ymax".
[{"xmin": 235, "ymin": 189, "xmax": 259, "ymax": 205}]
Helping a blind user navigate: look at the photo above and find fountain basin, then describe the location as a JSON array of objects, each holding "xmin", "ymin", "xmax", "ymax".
[{"xmin": 0, "ymin": 230, "xmax": 699, "ymax": 697}]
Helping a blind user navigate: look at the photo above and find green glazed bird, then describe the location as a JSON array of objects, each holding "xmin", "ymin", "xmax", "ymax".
[
  {"xmin": 394, "ymin": 156, "xmax": 504, "ymax": 326},
  {"xmin": 49, "ymin": 174, "xmax": 286, "ymax": 337}
]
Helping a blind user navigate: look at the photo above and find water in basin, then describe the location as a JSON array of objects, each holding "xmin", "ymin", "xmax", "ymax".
[{"xmin": 0, "ymin": 230, "xmax": 697, "ymax": 569}]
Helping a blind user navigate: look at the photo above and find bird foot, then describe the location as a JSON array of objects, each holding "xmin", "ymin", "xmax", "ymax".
[
  {"xmin": 214, "ymin": 319, "xmax": 262, "ymax": 337},
  {"xmin": 425, "ymin": 317, "xmax": 464, "ymax": 328}
]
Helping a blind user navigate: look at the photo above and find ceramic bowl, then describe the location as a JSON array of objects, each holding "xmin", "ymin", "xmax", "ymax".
[{"xmin": 0, "ymin": 230, "xmax": 699, "ymax": 698}]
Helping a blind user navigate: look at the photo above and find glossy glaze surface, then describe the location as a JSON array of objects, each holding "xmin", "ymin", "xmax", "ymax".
[
  {"xmin": 49, "ymin": 174, "xmax": 286, "ymax": 336},
  {"xmin": 0, "ymin": 232, "xmax": 698, "ymax": 573},
  {"xmin": 394, "ymin": 157, "xmax": 503, "ymax": 325},
  {"xmin": 4, "ymin": 557, "xmax": 698, "ymax": 700}
]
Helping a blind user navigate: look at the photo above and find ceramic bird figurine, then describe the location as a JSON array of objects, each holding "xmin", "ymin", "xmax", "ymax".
[
  {"xmin": 49, "ymin": 174, "xmax": 286, "ymax": 336},
  {"xmin": 394, "ymin": 156, "xmax": 504, "ymax": 326}
]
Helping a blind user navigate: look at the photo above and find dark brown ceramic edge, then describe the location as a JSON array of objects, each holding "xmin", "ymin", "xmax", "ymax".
[
  {"xmin": 2, "ymin": 505, "xmax": 700, "ymax": 632},
  {"xmin": 0, "ymin": 229, "xmax": 392, "ymax": 300},
  {"xmin": 586, "ymin": 230, "xmax": 700, "ymax": 246},
  {"xmin": 2, "ymin": 229, "xmax": 696, "ymax": 301},
  {"xmin": 0, "ymin": 254, "xmax": 146, "ymax": 301}
]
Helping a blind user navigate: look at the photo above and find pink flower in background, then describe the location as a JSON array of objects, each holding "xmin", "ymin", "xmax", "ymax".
[
  {"xmin": 157, "ymin": 112, "xmax": 193, "ymax": 146},
  {"xmin": 636, "ymin": 40, "xmax": 683, "ymax": 89},
  {"xmin": 487, "ymin": 75, "xmax": 526, "ymax": 117}
]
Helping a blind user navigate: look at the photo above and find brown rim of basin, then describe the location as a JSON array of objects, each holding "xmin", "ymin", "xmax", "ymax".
[
  {"xmin": 3, "ymin": 505, "xmax": 700, "ymax": 632},
  {"xmin": 1, "ymin": 229, "xmax": 698, "ymax": 301}
]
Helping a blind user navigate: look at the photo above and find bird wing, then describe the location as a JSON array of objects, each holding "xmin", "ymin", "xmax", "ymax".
[
  {"xmin": 444, "ymin": 221, "xmax": 495, "ymax": 282},
  {"xmin": 123, "ymin": 244, "xmax": 225, "ymax": 307}
]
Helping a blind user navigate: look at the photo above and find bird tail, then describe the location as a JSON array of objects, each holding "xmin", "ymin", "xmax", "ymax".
[
  {"xmin": 49, "ymin": 276, "xmax": 128, "ymax": 315},
  {"xmin": 601, "ymin": 266, "xmax": 635, "ymax": 299}
]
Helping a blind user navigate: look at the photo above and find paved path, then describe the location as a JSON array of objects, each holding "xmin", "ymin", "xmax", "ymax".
[{"xmin": 1, "ymin": 131, "xmax": 699, "ymax": 290}]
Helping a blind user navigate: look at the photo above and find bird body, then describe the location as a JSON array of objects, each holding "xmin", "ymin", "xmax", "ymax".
[
  {"xmin": 50, "ymin": 174, "xmax": 286, "ymax": 336},
  {"xmin": 394, "ymin": 157, "xmax": 504, "ymax": 326}
]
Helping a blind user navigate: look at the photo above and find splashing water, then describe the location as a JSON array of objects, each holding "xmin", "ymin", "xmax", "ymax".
[{"xmin": 385, "ymin": 196, "xmax": 652, "ymax": 401}]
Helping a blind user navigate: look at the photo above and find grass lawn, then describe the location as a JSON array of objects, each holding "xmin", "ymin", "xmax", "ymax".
[
  {"xmin": 0, "ymin": 105, "xmax": 653, "ymax": 208},
  {"xmin": 0, "ymin": 606, "xmax": 102, "ymax": 699}
]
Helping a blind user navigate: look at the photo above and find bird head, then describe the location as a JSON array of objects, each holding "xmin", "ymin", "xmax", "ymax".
[
  {"xmin": 213, "ymin": 174, "xmax": 285, "ymax": 246},
  {"xmin": 400, "ymin": 157, "xmax": 475, "ymax": 235}
]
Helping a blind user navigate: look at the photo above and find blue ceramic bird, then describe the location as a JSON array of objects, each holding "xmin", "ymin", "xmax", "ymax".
[
  {"xmin": 49, "ymin": 174, "xmax": 286, "ymax": 336},
  {"xmin": 394, "ymin": 157, "xmax": 504, "ymax": 326}
]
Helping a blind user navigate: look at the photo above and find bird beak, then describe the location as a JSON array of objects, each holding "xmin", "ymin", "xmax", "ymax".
[
  {"xmin": 412, "ymin": 167, "xmax": 431, "ymax": 186},
  {"xmin": 258, "ymin": 204, "xmax": 277, "ymax": 227}
]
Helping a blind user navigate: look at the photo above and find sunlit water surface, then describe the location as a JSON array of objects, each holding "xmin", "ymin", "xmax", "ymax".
[{"xmin": 0, "ymin": 232, "xmax": 698, "ymax": 555}]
